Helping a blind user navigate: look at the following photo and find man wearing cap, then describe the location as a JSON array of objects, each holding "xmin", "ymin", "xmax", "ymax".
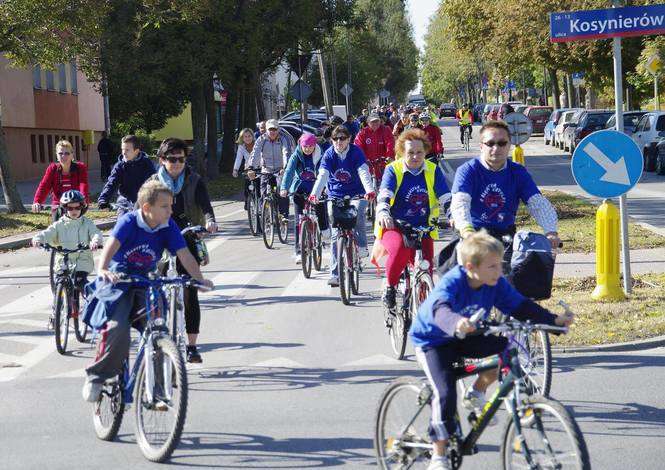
[
  {"xmin": 248, "ymin": 119, "xmax": 291, "ymax": 221},
  {"xmin": 420, "ymin": 113, "xmax": 444, "ymax": 160},
  {"xmin": 354, "ymin": 113, "xmax": 395, "ymax": 184},
  {"xmin": 392, "ymin": 110, "xmax": 411, "ymax": 137}
]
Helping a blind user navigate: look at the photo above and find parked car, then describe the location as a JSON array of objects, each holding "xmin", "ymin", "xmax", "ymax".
[
  {"xmin": 281, "ymin": 110, "xmax": 328, "ymax": 122},
  {"xmin": 544, "ymin": 108, "xmax": 568, "ymax": 145},
  {"xmin": 280, "ymin": 115, "xmax": 327, "ymax": 129},
  {"xmin": 654, "ymin": 139, "xmax": 665, "ymax": 174},
  {"xmin": 566, "ymin": 110, "xmax": 613, "ymax": 153},
  {"xmin": 554, "ymin": 109, "xmax": 582, "ymax": 149},
  {"xmin": 279, "ymin": 121, "xmax": 319, "ymax": 142},
  {"xmin": 605, "ymin": 111, "xmax": 648, "ymax": 136},
  {"xmin": 515, "ymin": 105, "xmax": 529, "ymax": 114},
  {"xmin": 525, "ymin": 106, "xmax": 553, "ymax": 135},
  {"xmin": 439, "ymin": 103, "xmax": 457, "ymax": 118},
  {"xmin": 487, "ymin": 104, "xmax": 501, "ymax": 121},
  {"xmin": 633, "ymin": 111, "xmax": 665, "ymax": 171},
  {"xmin": 472, "ymin": 103, "xmax": 485, "ymax": 122},
  {"xmin": 482, "ymin": 103, "xmax": 498, "ymax": 123},
  {"xmin": 561, "ymin": 110, "xmax": 586, "ymax": 152}
]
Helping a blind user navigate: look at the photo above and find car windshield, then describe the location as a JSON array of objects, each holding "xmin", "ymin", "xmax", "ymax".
[
  {"xmin": 530, "ymin": 108, "xmax": 552, "ymax": 118},
  {"xmin": 624, "ymin": 114, "xmax": 644, "ymax": 127},
  {"xmin": 657, "ymin": 115, "xmax": 665, "ymax": 132},
  {"xmin": 585, "ymin": 113, "xmax": 612, "ymax": 127}
]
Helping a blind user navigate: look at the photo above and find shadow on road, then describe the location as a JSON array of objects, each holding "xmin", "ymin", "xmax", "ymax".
[{"xmin": 197, "ymin": 341, "xmax": 304, "ymax": 353}]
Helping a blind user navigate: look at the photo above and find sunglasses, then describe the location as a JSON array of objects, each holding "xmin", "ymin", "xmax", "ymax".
[
  {"xmin": 164, "ymin": 156, "xmax": 186, "ymax": 163},
  {"xmin": 332, "ymin": 136, "xmax": 349, "ymax": 142},
  {"xmin": 66, "ymin": 204, "xmax": 82, "ymax": 211},
  {"xmin": 482, "ymin": 140, "xmax": 509, "ymax": 148},
  {"xmin": 57, "ymin": 151, "xmax": 71, "ymax": 156}
]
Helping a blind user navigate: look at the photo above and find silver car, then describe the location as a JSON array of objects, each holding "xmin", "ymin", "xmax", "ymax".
[{"xmin": 553, "ymin": 109, "xmax": 582, "ymax": 149}]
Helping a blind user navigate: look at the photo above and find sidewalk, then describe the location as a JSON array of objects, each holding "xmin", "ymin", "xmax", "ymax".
[
  {"xmin": 0, "ymin": 174, "xmax": 106, "ymax": 208},
  {"xmin": 555, "ymin": 248, "xmax": 665, "ymax": 278}
]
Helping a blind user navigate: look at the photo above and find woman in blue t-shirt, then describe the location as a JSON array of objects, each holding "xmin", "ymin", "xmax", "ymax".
[
  {"xmin": 280, "ymin": 133, "xmax": 330, "ymax": 263},
  {"xmin": 375, "ymin": 129, "xmax": 451, "ymax": 311},
  {"xmin": 310, "ymin": 125, "xmax": 375, "ymax": 287}
]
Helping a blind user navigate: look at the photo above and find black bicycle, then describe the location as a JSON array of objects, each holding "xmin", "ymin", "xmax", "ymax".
[
  {"xmin": 328, "ymin": 196, "xmax": 363, "ymax": 305},
  {"xmin": 243, "ymin": 170, "xmax": 262, "ymax": 236},
  {"xmin": 259, "ymin": 173, "xmax": 289, "ymax": 249},
  {"xmin": 42, "ymin": 243, "xmax": 91, "ymax": 354}
]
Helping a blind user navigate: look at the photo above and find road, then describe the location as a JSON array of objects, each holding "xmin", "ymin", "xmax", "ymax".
[{"xmin": 1, "ymin": 122, "xmax": 664, "ymax": 468}]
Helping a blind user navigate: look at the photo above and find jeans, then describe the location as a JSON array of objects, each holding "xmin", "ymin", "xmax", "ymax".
[
  {"xmin": 459, "ymin": 124, "xmax": 472, "ymax": 143},
  {"xmin": 328, "ymin": 198, "xmax": 368, "ymax": 278},
  {"xmin": 260, "ymin": 173, "xmax": 289, "ymax": 217}
]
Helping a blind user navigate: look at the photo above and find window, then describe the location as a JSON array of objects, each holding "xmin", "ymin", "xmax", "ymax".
[
  {"xmin": 70, "ymin": 63, "xmax": 78, "ymax": 94},
  {"xmin": 643, "ymin": 116, "xmax": 652, "ymax": 132},
  {"xmin": 32, "ymin": 66, "xmax": 42, "ymax": 89},
  {"xmin": 656, "ymin": 116, "xmax": 665, "ymax": 132},
  {"xmin": 30, "ymin": 135, "xmax": 37, "ymax": 163},
  {"xmin": 45, "ymin": 70, "xmax": 55, "ymax": 91},
  {"xmin": 38, "ymin": 135, "xmax": 46, "ymax": 163},
  {"xmin": 58, "ymin": 64, "xmax": 67, "ymax": 93},
  {"xmin": 47, "ymin": 135, "xmax": 53, "ymax": 162},
  {"xmin": 636, "ymin": 115, "xmax": 648, "ymax": 132}
]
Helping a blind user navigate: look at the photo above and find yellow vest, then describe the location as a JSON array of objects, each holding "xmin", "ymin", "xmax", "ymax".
[
  {"xmin": 459, "ymin": 109, "xmax": 472, "ymax": 125},
  {"xmin": 374, "ymin": 160, "xmax": 440, "ymax": 240}
]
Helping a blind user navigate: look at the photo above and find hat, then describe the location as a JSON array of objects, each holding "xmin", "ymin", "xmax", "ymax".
[
  {"xmin": 368, "ymin": 113, "xmax": 381, "ymax": 122},
  {"xmin": 266, "ymin": 119, "xmax": 279, "ymax": 130},
  {"xmin": 299, "ymin": 132, "xmax": 317, "ymax": 147}
]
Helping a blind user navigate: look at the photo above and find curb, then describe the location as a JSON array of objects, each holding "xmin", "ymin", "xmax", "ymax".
[
  {"xmin": 0, "ymin": 219, "xmax": 117, "ymax": 252},
  {"xmin": 553, "ymin": 335, "xmax": 665, "ymax": 354}
]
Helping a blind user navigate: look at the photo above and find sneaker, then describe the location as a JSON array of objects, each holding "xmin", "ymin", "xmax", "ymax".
[
  {"xmin": 382, "ymin": 285, "xmax": 397, "ymax": 310},
  {"xmin": 186, "ymin": 346, "xmax": 202, "ymax": 364},
  {"xmin": 82, "ymin": 378, "xmax": 103, "ymax": 403},
  {"xmin": 359, "ymin": 246, "xmax": 370, "ymax": 258},
  {"xmin": 462, "ymin": 386, "xmax": 487, "ymax": 412},
  {"xmin": 293, "ymin": 253, "xmax": 302, "ymax": 265},
  {"xmin": 327, "ymin": 277, "xmax": 339, "ymax": 287},
  {"xmin": 427, "ymin": 456, "xmax": 451, "ymax": 470}
]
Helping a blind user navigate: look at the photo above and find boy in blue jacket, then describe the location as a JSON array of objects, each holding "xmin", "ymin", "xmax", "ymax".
[
  {"xmin": 409, "ymin": 230, "xmax": 573, "ymax": 470},
  {"xmin": 97, "ymin": 135, "xmax": 156, "ymax": 215}
]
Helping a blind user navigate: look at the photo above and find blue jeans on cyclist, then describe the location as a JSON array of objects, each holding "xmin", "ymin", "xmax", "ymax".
[
  {"xmin": 328, "ymin": 198, "xmax": 368, "ymax": 280},
  {"xmin": 459, "ymin": 123, "xmax": 472, "ymax": 144},
  {"xmin": 260, "ymin": 173, "xmax": 289, "ymax": 218},
  {"xmin": 292, "ymin": 193, "xmax": 329, "ymax": 255}
]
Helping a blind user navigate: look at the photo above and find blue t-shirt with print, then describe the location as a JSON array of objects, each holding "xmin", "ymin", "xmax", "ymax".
[
  {"xmin": 409, "ymin": 265, "xmax": 525, "ymax": 349},
  {"xmin": 380, "ymin": 164, "xmax": 449, "ymax": 227},
  {"xmin": 111, "ymin": 211, "xmax": 186, "ymax": 274},
  {"xmin": 297, "ymin": 155, "xmax": 317, "ymax": 194},
  {"xmin": 321, "ymin": 144, "xmax": 367, "ymax": 198},
  {"xmin": 452, "ymin": 158, "xmax": 540, "ymax": 231}
]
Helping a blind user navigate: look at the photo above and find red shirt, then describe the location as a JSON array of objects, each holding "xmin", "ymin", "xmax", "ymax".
[
  {"xmin": 422, "ymin": 124, "xmax": 444, "ymax": 155},
  {"xmin": 353, "ymin": 125, "xmax": 395, "ymax": 179},
  {"xmin": 33, "ymin": 162, "xmax": 90, "ymax": 206}
]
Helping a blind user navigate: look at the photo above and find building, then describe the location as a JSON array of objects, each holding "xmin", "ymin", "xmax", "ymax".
[{"xmin": 0, "ymin": 54, "xmax": 105, "ymax": 181}]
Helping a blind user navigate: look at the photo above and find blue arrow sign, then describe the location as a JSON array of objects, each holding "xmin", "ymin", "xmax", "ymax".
[
  {"xmin": 550, "ymin": 4, "xmax": 665, "ymax": 43},
  {"xmin": 571, "ymin": 130, "xmax": 643, "ymax": 198}
]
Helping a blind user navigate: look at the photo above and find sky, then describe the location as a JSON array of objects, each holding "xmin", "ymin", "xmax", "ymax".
[{"xmin": 405, "ymin": 0, "xmax": 440, "ymax": 93}]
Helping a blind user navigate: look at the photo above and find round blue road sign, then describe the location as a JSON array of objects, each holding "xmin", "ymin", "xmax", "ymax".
[{"xmin": 571, "ymin": 130, "xmax": 643, "ymax": 198}]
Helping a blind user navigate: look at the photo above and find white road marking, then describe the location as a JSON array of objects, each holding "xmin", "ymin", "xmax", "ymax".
[
  {"xmin": 341, "ymin": 354, "xmax": 408, "ymax": 368},
  {"xmin": 0, "ymin": 286, "xmax": 52, "ymax": 318},
  {"xmin": 252, "ymin": 357, "xmax": 306, "ymax": 368},
  {"xmin": 0, "ymin": 335, "xmax": 53, "ymax": 382},
  {"xmin": 280, "ymin": 271, "xmax": 332, "ymax": 299},
  {"xmin": 201, "ymin": 270, "xmax": 262, "ymax": 299},
  {"xmin": 217, "ymin": 208, "xmax": 245, "ymax": 219}
]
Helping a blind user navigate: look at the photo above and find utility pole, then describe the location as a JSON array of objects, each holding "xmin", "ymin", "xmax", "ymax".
[{"xmin": 317, "ymin": 50, "xmax": 333, "ymax": 116}]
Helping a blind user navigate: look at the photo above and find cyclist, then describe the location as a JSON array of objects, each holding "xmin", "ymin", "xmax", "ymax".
[
  {"xmin": 405, "ymin": 112, "xmax": 423, "ymax": 131},
  {"xmin": 375, "ymin": 129, "xmax": 450, "ymax": 310},
  {"xmin": 442, "ymin": 120, "xmax": 559, "ymax": 273},
  {"xmin": 82, "ymin": 180, "xmax": 213, "ymax": 402},
  {"xmin": 353, "ymin": 112, "xmax": 395, "ymax": 186},
  {"xmin": 232, "ymin": 128, "xmax": 256, "ymax": 211},
  {"xmin": 456, "ymin": 103, "xmax": 474, "ymax": 145},
  {"xmin": 344, "ymin": 114, "xmax": 360, "ymax": 141},
  {"xmin": 32, "ymin": 190, "xmax": 103, "ymax": 327},
  {"xmin": 33, "ymin": 139, "xmax": 90, "ymax": 221},
  {"xmin": 280, "ymin": 133, "xmax": 330, "ymax": 264},
  {"xmin": 248, "ymin": 119, "xmax": 291, "ymax": 225},
  {"xmin": 97, "ymin": 135, "xmax": 156, "ymax": 216},
  {"xmin": 309, "ymin": 125, "xmax": 375, "ymax": 287},
  {"xmin": 147, "ymin": 138, "xmax": 217, "ymax": 364},
  {"xmin": 392, "ymin": 109, "xmax": 411, "ymax": 137},
  {"xmin": 419, "ymin": 113, "xmax": 444, "ymax": 162},
  {"xmin": 409, "ymin": 231, "xmax": 573, "ymax": 470}
]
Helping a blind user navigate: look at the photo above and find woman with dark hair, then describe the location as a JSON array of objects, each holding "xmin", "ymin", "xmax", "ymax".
[{"xmin": 148, "ymin": 137, "xmax": 217, "ymax": 363}]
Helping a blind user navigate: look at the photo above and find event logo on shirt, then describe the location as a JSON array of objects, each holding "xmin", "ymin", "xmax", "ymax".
[
  {"xmin": 334, "ymin": 168, "xmax": 353, "ymax": 184},
  {"xmin": 301, "ymin": 169, "xmax": 316, "ymax": 182},
  {"xmin": 365, "ymin": 137, "xmax": 372, "ymax": 145},
  {"xmin": 479, "ymin": 183, "xmax": 506, "ymax": 222},
  {"xmin": 125, "ymin": 244, "xmax": 157, "ymax": 269},
  {"xmin": 405, "ymin": 186, "xmax": 429, "ymax": 217}
]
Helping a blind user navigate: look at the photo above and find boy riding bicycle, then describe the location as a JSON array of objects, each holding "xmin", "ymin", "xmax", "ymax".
[
  {"xmin": 409, "ymin": 231, "xmax": 573, "ymax": 470},
  {"xmin": 82, "ymin": 180, "xmax": 213, "ymax": 402}
]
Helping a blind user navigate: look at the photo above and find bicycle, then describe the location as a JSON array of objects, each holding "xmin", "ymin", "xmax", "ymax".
[
  {"xmin": 367, "ymin": 157, "xmax": 392, "ymax": 223},
  {"xmin": 259, "ymin": 173, "xmax": 289, "ymax": 249},
  {"xmin": 92, "ymin": 273, "xmax": 210, "ymax": 462},
  {"xmin": 374, "ymin": 318, "xmax": 590, "ymax": 470},
  {"xmin": 297, "ymin": 198, "xmax": 323, "ymax": 278},
  {"xmin": 462, "ymin": 124, "xmax": 471, "ymax": 152},
  {"xmin": 385, "ymin": 219, "xmax": 448, "ymax": 360},
  {"xmin": 329, "ymin": 195, "xmax": 364, "ymax": 305},
  {"xmin": 42, "ymin": 243, "xmax": 91, "ymax": 354},
  {"xmin": 243, "ymin": 170, "xmax": 262, "ymax": 237}
]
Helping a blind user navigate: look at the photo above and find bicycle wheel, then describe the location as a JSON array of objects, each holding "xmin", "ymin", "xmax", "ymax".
[
  {"xmin": 338, "ymin": 237, "xmax": 351, "ymax": 305},
  {"xmin": 374, "ymin": 378, "xmax": 432, "ymax": 469},
  {"xmin": 93, "ymin": 375, "xmax": 125, "ymax": 441},
  {"xmin": 501, "ymin": 395, "xmax": 590, "ymax": 470},
  {"xmin": 517, "ymin": 329, "xmax": 552, "ymax": 397},
  {"xmin": 135, "ymin": 336, "xmax": 188, "ymax": 463},
  {"xmin": 73, "ymin": 288, "xmax": 88, "ymax": 343},
  {"xmin": 350, "ymin": 242, "xmax": 360, "ymax": 295},
  {"xmin": 248, "ymin": 194, "xmax": 259, "ymax": 236},
  {"xmin": 313, "ymin": 223, "xmax": 323, "ymax": 271},
  {"xmin": 53, "ymin": 281, "xmax": 70, "ymax": 355},
  {"xmin": 464, "ymin": 130, "xmax": 470, "ymax": 152},
  {"xmin": 49, "ymin": 250, "xmax": 56, "ymax": 294},
  {"xmin": 388, "ymin": 272, "xmax": 410, "ymax": 360},
  {"xmin": 300, "ymin": 221, "xmax": 312, "ymax": 278},
  {"xmin": 278, "ymin": 212, "xmax": 289, "ymax": 244},
  {"xmin": 412, "ymin": 273, "xmax": 433, "ymax": 313},
  {"xmin": 262, "ymin": 200, "xmax": 274, "ymax": 249}
]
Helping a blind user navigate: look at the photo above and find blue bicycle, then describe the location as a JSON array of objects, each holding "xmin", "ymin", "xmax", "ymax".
[{"xmin": 91, "ymin": 273, "xmax": 208, "ymax": 462}]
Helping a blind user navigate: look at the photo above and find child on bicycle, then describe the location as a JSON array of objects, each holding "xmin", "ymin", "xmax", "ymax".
[
  {"xmin": 82, "ymin": 180, "xmax": 213, "ymax": 402},
  {"xmin": 32, "ymin": 190, "xmax": 104, "ymax": 324},
  {"xmin": 409, "ymin": 230, "xmax": 573, "ymax": 470}
]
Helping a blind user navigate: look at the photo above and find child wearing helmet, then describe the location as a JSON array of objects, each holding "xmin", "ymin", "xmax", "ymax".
[{"xmin": 32, "ymin": 190, "xmax": 104, "ymax": 293}]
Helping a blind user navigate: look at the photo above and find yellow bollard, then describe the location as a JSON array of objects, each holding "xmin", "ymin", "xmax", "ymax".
[
  {"xmin": 512, "ymin": 145, "xmax": 525, "ymax": 166},
  {"xmin": 591, "ymin": 200, "xmax": 625, "ymax": 301}
]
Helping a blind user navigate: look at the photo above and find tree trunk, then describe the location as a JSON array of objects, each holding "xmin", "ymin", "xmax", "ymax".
[
  {"xmin": 566, "ymin": 74, "xmax": 574, "ymax": 108},
  {"xmin": 190, "ymin": 80, "xmax": 207, "ymax": 177},
  {"xmin": 548, "ymin": 68, "xmax": 560, "ymax": 109},
  {"xmin": 220, "ymin": 81, "xmax": 239, "ymax": 174},
  {"xmin": 0, "ymin": 124, "xmax": 27, "ymax": 213},
  {"xmin": 255, "ymin": 72, "xmax": 266, "ymax": 121},
  {"xmin": 205, "ymin": 78, "xmax": 219, "ymax": 180}
]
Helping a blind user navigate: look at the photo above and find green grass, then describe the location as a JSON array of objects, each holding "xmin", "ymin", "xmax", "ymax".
[
  {"xmin": 516, "ymin": 190, "xmax": 665, "ymax": 253},
  {"xmin": 543, "ymin": 273, "xmax": 665, "ymax": 346},
  {"xmin": 0, "ymin": 210, "xmax": 116, "ymax": 238},
  {"xmin": 207, "ymin": 172, "xmax": 244, "ymax": 200}
]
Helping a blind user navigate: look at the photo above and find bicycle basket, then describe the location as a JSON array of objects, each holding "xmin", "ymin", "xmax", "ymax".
[{"xmin": 332, "ymin": 204, "xmax": 358, "ymax": 230}]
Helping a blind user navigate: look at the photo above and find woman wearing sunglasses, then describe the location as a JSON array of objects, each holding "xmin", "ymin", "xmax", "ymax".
[
  {"xmin": 33, "ymin": 140, "xmax": 90, "ymax": 221},
  {"xmin": 147, "ymin": 138, "xmax": 217, "ymax": 364},
  {"xmin": 443, "ymin": 120, "xmax": 560, "ymax": 272}
]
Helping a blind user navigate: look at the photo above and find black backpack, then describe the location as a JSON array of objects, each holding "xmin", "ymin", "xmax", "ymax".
[{"xmin": 509, "ymin": 231, "xmax": 555, "ymax": 301}]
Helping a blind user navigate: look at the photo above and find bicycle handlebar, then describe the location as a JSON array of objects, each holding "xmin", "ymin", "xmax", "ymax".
[
  {"xmin": 112, "ymin": 273, "xmax": 213, "ymax": 292},
  {"xmin": 40, "ymin": 243, "xmax": 90, "ymax": 254}
]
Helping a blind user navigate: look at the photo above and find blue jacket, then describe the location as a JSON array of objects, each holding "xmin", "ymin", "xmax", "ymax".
[
  {"xmin": 98, "ymin": 152, "xmax": 156, "ymax": 207},
  {"xmin": 280, "ymin": 145, "xmax": 322, "ymax": 195},
  {"xmin": 82, "ymin": 277, "xmax": 128, "ymax": 329}
]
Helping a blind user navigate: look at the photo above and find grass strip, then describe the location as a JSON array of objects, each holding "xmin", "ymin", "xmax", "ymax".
[{"xmin": 0, "ymin": 210, "xmax": 116, "ymax": 238}]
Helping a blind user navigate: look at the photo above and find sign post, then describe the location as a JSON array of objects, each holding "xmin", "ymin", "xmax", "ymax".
[
  {"xmin": 504, "ymin": 112, "xmax": 533, "ymax": 166},
  {"xmin": 340, "ymin": 83, "xmax": 353, "ymax": 116},
  {"xmin": 647, "ymin": 54, "xmax": 662, "ymax": 111}
]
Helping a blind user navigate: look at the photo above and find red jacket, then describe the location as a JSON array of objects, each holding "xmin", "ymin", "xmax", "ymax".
[
  {"xmin": 33, "ymin": 161, "xmax": 90, "ymax": 206},
  {"xmin": 354, "ymin": 125, "xmax": 395, "ymax": 180},
  {"xmin": 422, "ymin": 124, "xmax": 444, "ymax": 155}
]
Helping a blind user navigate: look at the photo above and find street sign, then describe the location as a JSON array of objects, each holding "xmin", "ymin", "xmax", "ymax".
[
  {"xmin": 647, "ymin": 54, "xmax": 663, "ymax": 75},
  {"xmin": 340, "ymin": 83, "xmax": 353, "ymax": 97},
  {"xmin": 571, "ymin": 130, "xmax": 643, "ymax": 198},
  {"xmin": 378, "ymin": 88, "xmax": 390, "ymax": 99},
  {"xmin": 572, "ymin": 72, "xmax": 584, "ymax": 87},
  {"xmin": 503, "ymin": 112, "xmax": 532, "ymax": 145},
  {"xmin": 550, "ymin": 4, "xmax": 665, "ymax": 43},
  {"xmin": 290, "ymin": 79, "xmax": 312, "ymax": 103}
]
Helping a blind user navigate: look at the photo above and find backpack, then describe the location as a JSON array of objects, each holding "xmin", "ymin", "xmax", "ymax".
[{"xmin": 509, "ymin": 230, "xmax": 555, "ymax": 301}]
